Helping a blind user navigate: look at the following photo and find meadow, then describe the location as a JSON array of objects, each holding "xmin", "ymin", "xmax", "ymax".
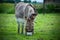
[{"xmin": 0, "ymin": 3, "xmax": 60, "ymax": 40}]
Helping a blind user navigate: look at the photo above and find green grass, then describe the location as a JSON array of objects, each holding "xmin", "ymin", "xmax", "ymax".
[{"xmin": 0, "ymin": 13, "xmax": 60, "ymax": 40}]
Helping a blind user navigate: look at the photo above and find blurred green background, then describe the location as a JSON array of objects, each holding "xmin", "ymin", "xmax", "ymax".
[{"xmin": 0, "ymin": 0, "xmax": 60, "ymax": 40}]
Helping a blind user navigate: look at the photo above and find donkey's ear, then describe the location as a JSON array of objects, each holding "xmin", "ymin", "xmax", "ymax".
[
  {"xmin": 28, "ymin": 4, "xmax": 38, "ymax": 15},
  {"xmin": 29, "ymin": 4, "xmax": 35, "ymax": 9},
  {"xmin": 30, "ymin": 4, "xmax": 38, "ymax": 15}
]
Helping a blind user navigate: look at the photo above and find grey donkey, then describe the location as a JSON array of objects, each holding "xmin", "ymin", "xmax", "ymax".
[{"xmin": 15, "ymin": 2, "xmax": 37, "ymax": 35}]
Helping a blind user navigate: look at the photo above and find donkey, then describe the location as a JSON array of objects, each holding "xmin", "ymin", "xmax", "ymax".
[{"xmin": 15, "ymin": 2, "xmax": 37, "ymax": 35}]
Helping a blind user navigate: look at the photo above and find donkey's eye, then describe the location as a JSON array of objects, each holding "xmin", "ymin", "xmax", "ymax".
[{"xmin": 32, "ymin": 14, "xmax": 37, "ymax": 16}]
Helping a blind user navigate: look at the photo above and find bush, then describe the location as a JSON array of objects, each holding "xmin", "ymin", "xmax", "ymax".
[
  {"xmin": 0, "ymin": 3, "xmax": 14, "ymax": 14},
  {"xmin": 0, "ymin": 3, "xmax": 60, "ymax": 14},
  {"xmin": 45, "ymin": 4, "xmax": 60, "ymax": 13}
]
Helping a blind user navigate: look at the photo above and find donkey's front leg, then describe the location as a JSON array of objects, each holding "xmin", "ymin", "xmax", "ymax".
[
  {"xmin": 21, "ymin": 23, "xmax": 24, "ymax": 34},
  {"xmin": 18, "ymin": 22, "xmax": 20, "ymax": 34}
]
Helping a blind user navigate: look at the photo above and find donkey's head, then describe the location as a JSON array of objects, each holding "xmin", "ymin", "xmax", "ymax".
[
  {"xmin": 25, "ymin": 3, "xmax": 37, "ymax": 35},
  {"xmin": 27, "ymin": 4, "xmax": 37, "ymax": 21}
]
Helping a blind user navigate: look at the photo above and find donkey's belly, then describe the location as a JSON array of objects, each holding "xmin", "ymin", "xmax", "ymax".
[{"xmin": 17, "ymin": 18, "xmax": 26, "ymax": 23}]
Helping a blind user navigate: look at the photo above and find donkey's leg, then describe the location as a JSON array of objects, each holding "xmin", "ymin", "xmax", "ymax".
[
  {"xmin": 21, "ymin": 21, "xmax": 27, "ymax": 34},
  {"xmin": 32, "ymin": 22, "xmax": 34, "ymax": 34},
  {"xmin": 17, "ymin": 18, "xmax": 21, "ymax": 34},
  {"xmin": 17, "ymin": 18, "xmax": 26, "ymax": 34},
  {"xmin": 21, "ymin": 23, "xmax": 24, "ymax": 34},
  {"xmin": 18, "ymin": 22, "xmax": 20, "ymax": 34}
]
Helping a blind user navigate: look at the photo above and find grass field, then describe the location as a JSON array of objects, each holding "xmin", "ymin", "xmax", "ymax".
[{"xmin": 0, "ymin": 13, "xmax": 60, "ymax": 40}]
